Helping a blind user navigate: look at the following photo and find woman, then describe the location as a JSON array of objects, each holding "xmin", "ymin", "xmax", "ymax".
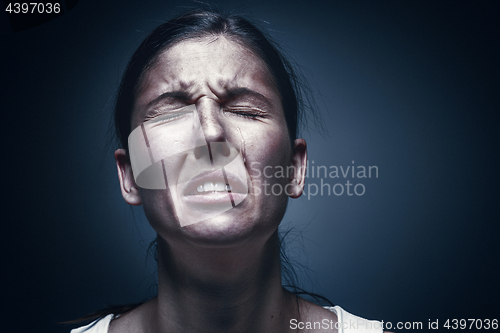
[{"xmin": 72, "ymin": 9, "xmax": 385, "ymax": 333}]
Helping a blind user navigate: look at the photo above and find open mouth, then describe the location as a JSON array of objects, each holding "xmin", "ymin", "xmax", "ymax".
[
  {"xmin": 194, "ymin": 181, "xmax": 232, "ymax": 194},
  {"xmin": 182, "ymin": 169, "xmax": 247, "ymax": 196}
]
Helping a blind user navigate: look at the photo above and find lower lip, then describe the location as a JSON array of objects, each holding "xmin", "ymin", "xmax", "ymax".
[{"xmin": 182, "ymin": 192, "xmax": 247, "ymax": 205}]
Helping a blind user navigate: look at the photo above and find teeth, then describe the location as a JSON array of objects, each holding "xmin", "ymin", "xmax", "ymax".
[
  {"xmin": 204, "ymin": 182, "xmax": 214, "ymax": 192},
  {"xmin": 197, "ymin": 182, "xmax": 229, "ymax": 193}
]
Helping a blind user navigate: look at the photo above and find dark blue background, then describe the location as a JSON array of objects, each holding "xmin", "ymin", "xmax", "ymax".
[{"xmin": 2, "ymin": 1, "xmax": 499, "ymax": 332}]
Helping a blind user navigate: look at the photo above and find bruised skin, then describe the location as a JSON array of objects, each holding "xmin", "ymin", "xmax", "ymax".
[
  {"xmin": 131, "ymin": 37, "xmax": 296, "ymax": 247},
  {"xmin": 112, "ymin": 37, "xmax": 329, "ymax": 333}
]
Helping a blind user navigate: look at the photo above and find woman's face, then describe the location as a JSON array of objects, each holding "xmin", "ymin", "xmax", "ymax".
[{"xmin": 115, "ymin": 36, "xmax": 307, "ymax": 247}]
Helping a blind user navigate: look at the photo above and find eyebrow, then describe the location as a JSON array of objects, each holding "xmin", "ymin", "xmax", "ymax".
[
  {"xmin": 144, "ymin": 87, "xmax": 274, "ymax": 110},
  {"xmin": 145, "ymin": 91, "xmax": 192, "ymax": 109},
  {"xmin": 225, "ymin": 87, "xmax": 273, "ymax": 108}
]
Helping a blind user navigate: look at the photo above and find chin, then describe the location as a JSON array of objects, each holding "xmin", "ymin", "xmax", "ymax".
[{"xmin": 178, "ymin": 209, "xmax": 268, "ymax": 247}]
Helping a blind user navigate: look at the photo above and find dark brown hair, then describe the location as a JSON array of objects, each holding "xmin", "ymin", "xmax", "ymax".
[
  {"xmin": 66, "ymin": 7, "xmax": 329, "ymax": 328},
  {"xmin": 114, "ymin": 8, "xmax": 312, "ymax": 150}
]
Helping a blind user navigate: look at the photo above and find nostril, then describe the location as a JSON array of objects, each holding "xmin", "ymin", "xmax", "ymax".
[
  {"xmin": 215, "ymin": 142, "xmax": 231, "ymax": 156},
  {"xmin": 194, "ymin": 145, "xmax": 209, "ymax": 159}
]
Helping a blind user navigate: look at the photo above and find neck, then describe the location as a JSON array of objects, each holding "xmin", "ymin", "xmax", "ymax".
[{"xmin": 150, "ymin": 231, "xmax": 297, "ymax": 333}]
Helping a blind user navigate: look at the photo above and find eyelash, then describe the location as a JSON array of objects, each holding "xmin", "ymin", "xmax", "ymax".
[
  {"xmin": 146, "ymin": 110, "xmax": 192, "ymax": 123},
  {"xmin": 224, "ymin": 108, "xmax": 266, "ymax": 119},
  {"xmin": 145, "ymin": 107, "xmax": 266, "ymax": 123}
]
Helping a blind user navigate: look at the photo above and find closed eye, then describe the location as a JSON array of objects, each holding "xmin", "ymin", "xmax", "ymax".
[
  {"xmin": 224, "ymin": 107, "xmax": 266, "ymax": 119},
  {"xmin": 146, "ymin": 108, "xmax": 194, "ymax": 125}
]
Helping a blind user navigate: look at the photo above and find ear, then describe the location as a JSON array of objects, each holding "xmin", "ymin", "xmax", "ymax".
[
  {"xmin": 287, "ymin": 138, "xmax": 307, "ymax": 199},
  {"xmin": 114, "ymin": 149, "xmax": 142, "ymax": 206}
]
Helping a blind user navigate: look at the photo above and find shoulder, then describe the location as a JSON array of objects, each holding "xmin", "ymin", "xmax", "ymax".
[
  {"xmin": 70, "ymin": 314, "xmax": 114, "ymax": 333},
  {"xmin": 71, "ymin": 301, "xmax": 152, "ymax": 333},
  {"xmin": 291, "ymin": 298, "xmax": 338, "ymax": 332},
  {"xmin": 107, "ymin": 299, "xmax": 156, "ymax": 333},
  {"xmin": 294, "ymin": 297, "xmax": 387, "ymax": 332},
  {"xmin": 325, "ymin": 304, "xmax": 386, "ymax": 333}
]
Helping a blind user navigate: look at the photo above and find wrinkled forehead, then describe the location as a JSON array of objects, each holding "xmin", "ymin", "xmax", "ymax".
[{"xmin": 132, "ymin": 37, "xmax": 280, "ymax": 127}]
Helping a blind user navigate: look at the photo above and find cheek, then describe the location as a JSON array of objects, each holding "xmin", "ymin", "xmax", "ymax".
[
  {"xmin": 248, "ymin": 127, "xmax": 291, "ymax": 173},
  {"xmin": 140, "ymin": 189, "xmax": 178, "ymax": 233},
  {"xmin": 245, "ymin": 126, "xmax": 292, "ymax": 202}
]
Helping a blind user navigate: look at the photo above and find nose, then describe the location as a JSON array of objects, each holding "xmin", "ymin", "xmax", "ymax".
[
  {"xmin": 194, "ymin": 141, "xmax": 231, "ymax": 160},
  {"xmin": 194, "ymin": 99, "xmax": 229, "ymax": 161},
  {"xmin": 197, "ymin": 98, "xmax": 226, "ymax": 142}
]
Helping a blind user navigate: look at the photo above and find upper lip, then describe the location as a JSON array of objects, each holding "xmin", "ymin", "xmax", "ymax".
[{"xmin": 181, "ymin": 168, "xmax": 247, "ymax": 196}]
